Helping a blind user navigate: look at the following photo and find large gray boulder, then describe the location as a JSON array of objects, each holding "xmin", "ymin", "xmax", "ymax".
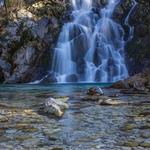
[{"xmin": 41, "ymin": 97, "xmax": 69, "ymax": 117}]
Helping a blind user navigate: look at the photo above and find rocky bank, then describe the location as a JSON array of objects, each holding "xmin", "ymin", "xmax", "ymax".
[{"xmin": 111, "ymin": 69, "xmax": 150, "ymax": 94}]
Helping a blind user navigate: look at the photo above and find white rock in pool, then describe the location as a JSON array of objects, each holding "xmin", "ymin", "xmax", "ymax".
[{"xmin": 44, "ymin": 97, "xmax": 69, "ymax": 117}]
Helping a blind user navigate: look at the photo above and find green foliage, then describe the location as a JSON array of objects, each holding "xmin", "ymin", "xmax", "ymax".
[
  {"xmin": 5, "ymin": 0, "xmax": 24, "ymax": 8},
  {"xmin": 8, "ymin": 23, "xmax": 34, "ymax": 59}
]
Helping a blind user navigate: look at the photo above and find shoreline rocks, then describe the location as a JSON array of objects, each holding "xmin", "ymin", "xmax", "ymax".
[{"xmin": 111, "ymin": 70, "xmax": 150, "ymax": 94}]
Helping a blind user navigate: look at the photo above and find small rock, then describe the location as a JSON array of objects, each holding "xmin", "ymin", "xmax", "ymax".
[
  {"xmin": 98, "ymin": 98, "xmax": 126, "ymax": 105},
  {"xmin": 123, "ymin": 140, "xmax": 139, "ymax": 147},
  {"xmin": 21, "ymin": 138, "xmax": 41, "ymax": 147},
  {"xmin": 0, "ymin": 115, "xmax": 8, "ymax": 122},
  {"xmin": 141, "ymin": 131, "xmax": 150, "ymax": 138},
  {"xmin": 87, "ymin": 87, "xmax": 104, "ymax": 96},
  {"xmin": 140, "ymin": 139, "xmax": 150, "ymax": 148},
  {"xmin": 6, "ymin": 129, "xmax": 17, "ymax": 134},
  {"xmin": 15, "ymin": 135, "xmax": 32, "ymax": 142}
]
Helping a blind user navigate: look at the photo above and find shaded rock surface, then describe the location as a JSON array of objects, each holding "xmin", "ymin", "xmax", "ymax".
[
  {"xmin": 118, "ymin": 0, "xmax": 150, "ymax": 75},
  {"xmin": 126, "ymin": 0, "xmax": 150, "ymax": 75},
  {"xmin": 0, "ymin": 0, "xmax": 67, "ymax": 83},
  {"xmin": 111, "ymin": 70, "xmax": 150, "ymax": 94}
]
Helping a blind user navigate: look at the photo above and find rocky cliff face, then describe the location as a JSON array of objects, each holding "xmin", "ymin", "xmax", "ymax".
[
  {"xmin": 0, "ymin": 0, "xmax": 149, "ymax": 83},
  {"xmin": 0, "ymin": 0, "xmax": 67, "ymax": 83},
  {"xmin": 126, "ymin": 0, "xmax": 150, "ymax": 75},
  {"xmin": 115, "ymin": 0, "xmax": 150, "ymax": 75}
]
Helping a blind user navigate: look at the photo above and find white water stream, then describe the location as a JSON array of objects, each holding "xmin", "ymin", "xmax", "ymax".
[{"xmin": 50, "ymin": 0, "xmax": 137, "ymax": 83}]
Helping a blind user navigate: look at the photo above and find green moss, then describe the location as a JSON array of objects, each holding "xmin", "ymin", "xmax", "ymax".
[
  {"xmin": 123, "ymin": 140, "xmax": 139, "ymax": 147},
  {"xmin": 5, "ymin": 0, "xmax": 24, "ymax": 8},
  {"xmin": 140, "ymin": 142, "xmax": 150, "ymax": 148},
  {"xmin": 51, "ymin": 148, "xmax": 64, "ymax": 150},
  {"xmin": 122, "ymin": 124, "xmax": 136, "ymax": 131},
  {"xmin": 7, "ymin": 27, "xmax": 34, "ymax": 65}
]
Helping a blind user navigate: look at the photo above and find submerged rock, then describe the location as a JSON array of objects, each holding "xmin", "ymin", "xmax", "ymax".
[
  {"xmin": 40, "ymin": 97, "xmax": 69, "ymax": 117},
  {"xmin": 87, "ymin": 87, "xmax": 104, "ymax": 96},
  {"xmin": 0, "ymin": 115, "xmax": 8, "ymax": 122},
  {"xmin": 98, "ymin": 98, "xmax": 126, "ymax": 105},
  {"xmin": 83, "ymin": 87, "xmax": 125, "ymax": 105},
  {"xmin": 82, "ymin": 95, "xmax": 126, "ymax": 106}
]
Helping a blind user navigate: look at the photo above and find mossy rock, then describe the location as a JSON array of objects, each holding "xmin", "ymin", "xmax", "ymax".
[
  {"xmin": 22, "ymin": 127, "xmax": 39, "ymax": 133},
  {"xmin": 123, "ymin": 140, "xmax": 139, "ymax": 147},
  {"xmin": 51, "ymin": 148, "xmax": 64, "ymax": 150},
  {"xmin": 15, "ymin": 135, "xmax": 32, "ymax": 142},
  {"xmin": 140, "ymin": 141, "xmax": 150, "ymax": 148},
  {"xmin": 122, "ymin": 124, "xmax": 136, "ymax": 131}
]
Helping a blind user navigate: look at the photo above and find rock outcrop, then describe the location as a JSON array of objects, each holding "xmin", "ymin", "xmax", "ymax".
[
  {"xmin": 126, "ymin": 0, "xmax": 150, "ymax": 75},
  {"xmin": 115, "ymin": 0, "xmax": 150, "ymax": 75},
  {"xmin": 111, "ymin": 70, "xmax": 150, "ymax": 94},
  {"xmin": 0, "ymin": 0, "xmax": 67, "ymax": 83}
]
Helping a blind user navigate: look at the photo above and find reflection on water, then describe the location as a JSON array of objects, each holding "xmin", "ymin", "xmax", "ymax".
[{"xmin": 0, "ymin": 84, "xmax": 149, "ymax": 149}]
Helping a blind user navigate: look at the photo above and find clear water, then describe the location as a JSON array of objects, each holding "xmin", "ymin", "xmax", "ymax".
[
  {"xmin": 0, "ymin": 84, "xmax": 149, "ymax": 149},
  {"xmin": 51, "ymin": 0, "xmax": 137, "ymax": 83},
  {"xmin": 0, "ymin": 83, "xmax": 111, "ymax": 91}
]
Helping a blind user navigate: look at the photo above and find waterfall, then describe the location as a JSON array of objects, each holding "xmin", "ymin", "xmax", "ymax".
[{"xmin": 51, "ymin": 0, "xmax": 137, "ymax": 83}]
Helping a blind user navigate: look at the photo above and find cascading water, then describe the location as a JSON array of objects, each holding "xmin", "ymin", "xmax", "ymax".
[{"xmin": 51, "ymin": 0, "xmax": 137, "ymax": 83}]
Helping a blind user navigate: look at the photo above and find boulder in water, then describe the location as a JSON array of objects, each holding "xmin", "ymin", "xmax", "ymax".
[
  {"xmin": 41, "ymin": 97, "xmax": 69, "ymax": 117},
  {"xmin": 87, "ymin": 87, "xmax": 104, "ymax": 96}
]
